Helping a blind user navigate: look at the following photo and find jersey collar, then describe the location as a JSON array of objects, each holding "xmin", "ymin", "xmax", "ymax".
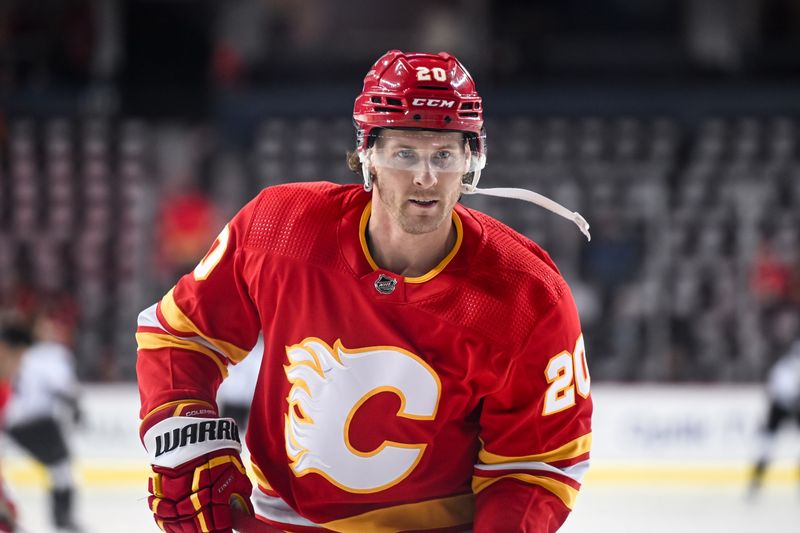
[
  {"xmin": 338, "ymin": 188, "xmax": 481, "ymax": 303},
  {"xmin": 357, "ymin": 201, "xmax": 463, "ymax": 284}
]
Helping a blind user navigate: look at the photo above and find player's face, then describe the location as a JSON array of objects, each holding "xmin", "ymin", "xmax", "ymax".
[{"xmin": 370, "ymin": 130, "xmax": 468, "ymax": 235}]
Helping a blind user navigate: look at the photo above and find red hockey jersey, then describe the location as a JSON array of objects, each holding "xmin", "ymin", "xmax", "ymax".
[{"xmin": 137, "ymin": 182, "xmax": 592, "ymax": 532}]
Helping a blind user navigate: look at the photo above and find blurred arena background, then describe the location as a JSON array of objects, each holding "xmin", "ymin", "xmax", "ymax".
[{"xmin": 1, "ymin": 1, "xmax": 800, "ymax": 531}]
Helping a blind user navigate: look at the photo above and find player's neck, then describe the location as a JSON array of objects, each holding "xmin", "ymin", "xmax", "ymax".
[{"xmin": 367, "ymin": 211, "xmax": 456, "ymax": 279}]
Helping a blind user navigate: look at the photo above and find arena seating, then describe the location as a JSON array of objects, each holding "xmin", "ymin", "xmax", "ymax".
[{"xmin": 2, "ymin": 115, "xmax": 797, "ymax": 382}]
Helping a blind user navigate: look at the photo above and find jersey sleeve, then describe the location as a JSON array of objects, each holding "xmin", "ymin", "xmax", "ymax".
[
  {"xmin": 136, "ymin": 195, "xmax": 262, "ymax": 427},
  {"xmin": 473, "ymin": 289, "xmax": 592, "ymax": 532}
]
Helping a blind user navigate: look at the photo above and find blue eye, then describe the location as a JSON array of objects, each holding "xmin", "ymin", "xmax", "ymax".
[
  {"xmin": 396, "ymin": 150, "xmax": 415, "ymax": 159},
  {"xmin": 434, "ymin": 150, "xmax": 452, "ymax": 160}
]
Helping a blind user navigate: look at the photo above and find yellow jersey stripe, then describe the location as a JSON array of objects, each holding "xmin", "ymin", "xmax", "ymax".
[
  {"xmin": 479, "ymin": 432, "xmax": 592, "ymax": 465},
  {"xmin": 472, "ymin": 473, "xmax": 579, "ymax": 509},
  {"xmin": 136, "ymin": 332, "xmax": 228, "ymax": 379},
  {"xmin": 323, "ymin": 493, "xmax": 473, "ymax": 533},
  {"xmin": 251, "ymin": 461, "xmax": 274, "ymax": 492},
  {"xmin": 159, "ymin": 288, "xmax": 250, "ymax": 362}
]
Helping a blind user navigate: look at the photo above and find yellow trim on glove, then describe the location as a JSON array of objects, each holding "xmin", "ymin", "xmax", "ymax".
[
  {"xmin": 191, "ymin": 454, "xmax": 247, "ymax": 493},
  {"xmin": 150, "ymin": 472, "xmax": 163, "ymax": 498},
  {"xmin": 196, "ymin": 509, "xmax": 210, "ymax": 533},
  {"xmin": 140, "ymin": 399, "xmax": 216, "ymax": 432}
]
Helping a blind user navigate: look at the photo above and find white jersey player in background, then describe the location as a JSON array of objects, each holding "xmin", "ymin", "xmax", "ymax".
[
  {"xmin": 216, "ymin": 335, "xmax": 264, "ymax": 436},
  {"xmin": 3, "ymin": 314, "xmax": 83, "ymax": 532},
  {"xmin": 748, "ymin": 339, "xmax": 800, "ymax": 497}
]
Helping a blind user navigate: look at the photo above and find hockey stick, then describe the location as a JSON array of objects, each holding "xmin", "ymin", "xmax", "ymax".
[{"xmin": 232, "ymin": 508, "xmax": 283, "ymax": 533}]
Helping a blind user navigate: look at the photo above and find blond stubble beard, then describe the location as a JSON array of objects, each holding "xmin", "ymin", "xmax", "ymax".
[{"xmin": 374, "ymin": 181, "xmax": 458, "ymax": 235}]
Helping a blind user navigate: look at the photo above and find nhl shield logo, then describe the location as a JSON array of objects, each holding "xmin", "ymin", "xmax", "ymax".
[{"xmin": 374, "ymin": 274, "xmax": 398, "ymax": 295}]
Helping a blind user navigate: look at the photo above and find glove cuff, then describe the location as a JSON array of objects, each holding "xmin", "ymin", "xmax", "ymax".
[{"xmin": 143, "ymin": 416, "xmax": 242, "ymax": 469}]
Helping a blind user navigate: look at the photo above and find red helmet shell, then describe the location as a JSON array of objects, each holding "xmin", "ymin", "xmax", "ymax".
[{"xmin": 353, "ymin": 50, "xmax": 484, "ymax": 152}]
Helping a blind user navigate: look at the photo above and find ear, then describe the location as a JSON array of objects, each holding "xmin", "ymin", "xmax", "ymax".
[{"xmin": 359, "ymin": 150, "xmax": 376, "ymax": 191}]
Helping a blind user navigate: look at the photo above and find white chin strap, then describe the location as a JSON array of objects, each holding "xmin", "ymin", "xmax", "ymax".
[
  {"xmin": 359, "ymin": 149, "xmax": 589, "ymax": 240},
  {"xmin": 461, "ymin": 186, "xmax": 591, "ymax": 241}
]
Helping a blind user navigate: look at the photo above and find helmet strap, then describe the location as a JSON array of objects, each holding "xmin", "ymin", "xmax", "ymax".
[{"xmin": 358, "ymin": 151, "xmax": 373, "ymax": 191}]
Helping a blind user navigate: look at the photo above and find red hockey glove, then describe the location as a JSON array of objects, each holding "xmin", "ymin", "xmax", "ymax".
[{"xmin": 142, "ymin": 402, "xmax": 253, "ymax": 533}]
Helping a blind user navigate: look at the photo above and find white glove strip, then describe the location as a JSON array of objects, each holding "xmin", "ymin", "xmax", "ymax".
[{"xmin": 144, "ymin": 416, "xmax": 243, "ymax": 469}]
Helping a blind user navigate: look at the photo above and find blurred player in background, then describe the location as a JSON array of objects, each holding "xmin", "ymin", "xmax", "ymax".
[
  {"xmin": 748, "ymin": 339, "xmax": 800, "ymax": 497},
  {"xmin": 0, "ymin": 320, "xmax": 31, "ymax": 533},
  {"xmin": 137, "ymin": 50, "xmax": 592, "ymax": 532},
  {"xmin": 216, "ymin": 336, "xmax": 264, "ymax": 436},
  {"xmin": 3, "ymin": 313, "xmax": 83, "ymax": 532}
]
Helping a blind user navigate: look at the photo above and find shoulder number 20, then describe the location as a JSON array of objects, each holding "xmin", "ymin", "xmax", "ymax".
[
  {"xmin": 542, "ymin": 334, "xmax": 590, "ymax": 416},
  {"xmin": 193, "ymin": 225, "xmax": 230, "ymax": 281}
]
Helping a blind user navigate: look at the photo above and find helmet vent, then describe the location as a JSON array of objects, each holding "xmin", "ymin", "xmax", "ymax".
[
  {"xmin": 386, "ymin": 97, "xmax": 403, "ymax": 106},
  {"xmin": 373, "ymin": 107, "xmax": 402, "ymax": 113},
  {"xmin": 370, "ymin": 97, "xmax": 382, "ymax": 103},
  {"xmin": 460, "ymin": 103, "xmax": 475, "ymax": 110},
  {"xmin": 460, "ymin": 112, "xmax": 480, "ymax": 118},
  {"xmin": 417, "ymin": 85, "xmax": 448, "ymax": 90}
]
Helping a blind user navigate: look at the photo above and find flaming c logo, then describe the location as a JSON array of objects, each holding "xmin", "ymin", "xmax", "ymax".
[{"xmin": 284, "ymin": 338, "xmax": 441, "ymax": 493}]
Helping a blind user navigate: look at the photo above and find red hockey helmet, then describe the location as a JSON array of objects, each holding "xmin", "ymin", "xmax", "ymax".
[{"xmin": 353, "ymin": 50, "xmax": 486, "ymax": 191}]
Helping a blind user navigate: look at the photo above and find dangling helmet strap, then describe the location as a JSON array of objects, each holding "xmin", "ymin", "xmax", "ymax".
[{"xmin": 462, "ymin": 186, "xmax": 591, "ymax": 241}]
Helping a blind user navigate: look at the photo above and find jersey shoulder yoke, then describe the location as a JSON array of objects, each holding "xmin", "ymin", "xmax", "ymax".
[{"xmin": 242, "ymin": 182, "xmax": 356, "ymax": 269}]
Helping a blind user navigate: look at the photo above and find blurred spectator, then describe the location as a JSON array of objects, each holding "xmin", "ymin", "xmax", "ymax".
[
  {"xmin": 750, "ymin": 239, "xmax": 793, "ymax": 310},
  {"xmin": 750, "ymin": 238, "xmax": 797, "ymax": 358},
  {"xmin": 155, "ymin": 185, "xmax": 219, "ymax": 289},
  {"xmin": 580, "ymin": 210, "xmax": 643, "ymax": 363}
]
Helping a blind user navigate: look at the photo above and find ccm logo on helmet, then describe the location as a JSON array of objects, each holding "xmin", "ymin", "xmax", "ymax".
[{"xmin": 411, "ymin": 98, "xmax": 455, "ymax": 108}]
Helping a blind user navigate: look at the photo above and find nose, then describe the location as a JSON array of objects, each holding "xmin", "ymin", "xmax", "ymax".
[{"xmin": 412, "ymin": 161, "xmax": 438, "ymax": 188}]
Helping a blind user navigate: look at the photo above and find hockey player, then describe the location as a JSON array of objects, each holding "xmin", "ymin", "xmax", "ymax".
[
  {"xmin": 216, "ymin": 336, "xmax": 264, "ymax": 435},
  {"xmin": 0, "ymin": 320, "xmax": 30, "ymax": 533},
  {"xmin": 137, "ymin": 50, "xmax": 593, "ymax": 532},
  {"xmin": 748, "ymin": 339, "xmax": 800, "ymax": 496},
  {"xmin": 3, "ymin": 314, "xmax": 83, "ymax": 532}
]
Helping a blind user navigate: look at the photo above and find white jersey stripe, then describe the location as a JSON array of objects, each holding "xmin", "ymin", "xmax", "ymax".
[
  {"xmin": 474, "ymin": 459, "xmax": 590, "ymax": 484},
  {"xmin": 137, "ymin": 304, "xmax": 230, "ymax": 361},
  {"xmin": 137, "ymin": 304, "xmax": 161, "ymax": 329},
  {"xmin": 252, "ymin": 490, "xmax": 322, "ymax": 529}
]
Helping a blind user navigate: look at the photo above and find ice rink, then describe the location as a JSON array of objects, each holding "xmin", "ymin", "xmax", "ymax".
[
  {"xmin": 6, "ymin": 467, "xmax": 799, "ymax": 533},
  {"xmin": 4, "ymin": 384, "xmax": 799, "ymax": 532}
]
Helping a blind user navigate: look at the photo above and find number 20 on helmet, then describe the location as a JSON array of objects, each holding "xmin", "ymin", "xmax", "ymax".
[{"xmin": 353, "ymin": 50, "xmax": 487, "ymax": 192}]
